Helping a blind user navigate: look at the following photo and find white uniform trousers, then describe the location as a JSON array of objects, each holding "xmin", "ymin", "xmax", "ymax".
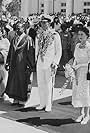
[{"xmin": 37, "ymin": 64, "xmax": 53, "ymax": 109}]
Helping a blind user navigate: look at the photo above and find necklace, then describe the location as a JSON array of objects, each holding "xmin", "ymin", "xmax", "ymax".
[{"xmin": 79, "ymin": 42, "xmax": 86, "ymax": 49}]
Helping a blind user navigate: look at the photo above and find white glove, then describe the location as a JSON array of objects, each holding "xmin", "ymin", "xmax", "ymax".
[{"xmin": 51, "ymin": 62, "xmax": 58, "ymax": 70}]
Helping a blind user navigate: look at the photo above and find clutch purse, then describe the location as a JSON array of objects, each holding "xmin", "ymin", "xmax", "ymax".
[{"xmin": 87, "ymin": 63, "xmax": 90, "ymax": 80}]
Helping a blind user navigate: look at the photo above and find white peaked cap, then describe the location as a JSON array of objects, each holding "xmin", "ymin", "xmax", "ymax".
[{"xmin": 40, "ymin": 14, "xmax": 53, "ymax": 23}]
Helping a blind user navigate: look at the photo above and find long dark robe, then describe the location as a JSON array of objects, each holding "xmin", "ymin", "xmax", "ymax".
[{"xmin": 5, "ymin": 34, "xmax": 35, "ymax": 101}]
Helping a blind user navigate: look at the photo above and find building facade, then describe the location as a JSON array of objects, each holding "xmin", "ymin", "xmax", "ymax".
[{"xmin": 20, "ymin": 0, "xmax": 90, "ymax": 18}]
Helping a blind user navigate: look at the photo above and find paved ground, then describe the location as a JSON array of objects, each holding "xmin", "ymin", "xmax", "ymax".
[
  {"xmin": 0, "ymin": 72, "xmax": 89, "ymax": 133},
  {"xmin": 0, "ymin": 88, "xmax": 72, "ymax": 133},
  {"xmin": 32, "ymin": 71, "xmax": 71, "ymax": 89}
]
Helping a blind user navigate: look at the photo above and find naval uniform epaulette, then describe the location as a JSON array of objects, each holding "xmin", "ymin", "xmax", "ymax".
[
  {"xmin": 53, "ymin": 32, "xmax": 56, "ymax": 35},
  {"xmin": 52, "ymin": 32, "xmax": 57, "ymax": 36}
]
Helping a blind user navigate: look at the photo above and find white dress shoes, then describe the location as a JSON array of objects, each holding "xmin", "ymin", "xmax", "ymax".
[
  {"xmin": 45, "ymin": 106, "xmax": 52, "ymax": 112},
  {"xmin": 36, "ymin": 105, "xmax": 52, "ymax": 112},
  {"xmin": 36, "ymin": 106, "xmax": 45, "ymax": 110},
  {"xmin": 81, "ymin": 116, "xmax": 90, "ymax": 125},
  {"xmin": 18, "ymin": 101, "xmax": 25, "ymax": 106},
  {"xmin": 75, "ymin": 115, "xmax": 84, "ymax": 122}
]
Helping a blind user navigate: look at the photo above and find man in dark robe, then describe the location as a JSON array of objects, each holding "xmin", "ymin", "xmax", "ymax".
[
  {"xmin": 28, "ymin": 23, "xmax": 37, "ymax": 47},
  {"xmin": 8, "ymin": 23, "xmax": 17, "ymax": 44},
  {"xmin": 5, "ymin": 22, "xmax": 35, "ymax": 105}
]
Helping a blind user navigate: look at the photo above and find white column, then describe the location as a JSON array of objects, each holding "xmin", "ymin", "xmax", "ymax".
[
  {"xmin": 20, "ymin": 0, "xmax": 29, "ymax": 18},
  {"xmin": 44, "ymin": 0, "xmax": 49, "ymax": 14},
  {"xmin": 66, "ymin": 0, "xmax": 72, "ymax": 18},
  {"xmin": 74, "ymin": 0, "xmax": 83, "ymax": 14},
  {"xmin": 31, "ymin": 0, "xmax": 38, "ymax": 14},
  {"xmin": 48, "ymin": 0, "xmax": 53, "ymax": 14}
]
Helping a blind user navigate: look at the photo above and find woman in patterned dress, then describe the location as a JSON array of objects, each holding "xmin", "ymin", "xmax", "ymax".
[{"xmin": 72, "ymin": 26, "xmax": 90, "ymax": 124}]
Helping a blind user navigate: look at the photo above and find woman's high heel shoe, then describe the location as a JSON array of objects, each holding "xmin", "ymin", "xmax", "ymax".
[
  {"xmin": 81, "ymin": 116, "xmax": 90, "ymax": 125},
  {"xmin": 75, "ymin": 115, "xmax": 84, "ymax": 122}
]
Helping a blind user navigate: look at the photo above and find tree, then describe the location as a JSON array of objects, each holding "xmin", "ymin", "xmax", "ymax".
[
  {"xmin": 0, "ymin": 0, "xmax": 3, "ymax": 16},
  {"xmin": 0, "ymin": 0, "xmax": 3, "ymax": 5},
  {"xmin": 6, "ymin": 0, "xmax": 21, "ymax": 16},
  {"xmin": 0, "ymin": 0, "xmax": 3, "ymax": 8}
]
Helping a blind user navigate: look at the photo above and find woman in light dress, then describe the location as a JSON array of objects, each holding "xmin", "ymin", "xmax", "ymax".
[
  {"xmin": 72, "ymin": 26, "xmax": 90, "ymax": 125},
  {"xmin": 0, "ymin": 27, "xmax": 10, "ymax": 98}
]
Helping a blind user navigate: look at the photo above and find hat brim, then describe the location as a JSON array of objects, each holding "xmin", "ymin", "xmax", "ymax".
[{"xmin": 41, "ymin": 17, "xmax": 51, "ymax": 22}]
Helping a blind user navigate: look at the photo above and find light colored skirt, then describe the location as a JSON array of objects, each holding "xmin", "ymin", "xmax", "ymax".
[
  {"xmin": 0, "ymin": 65, "xmax": 8, "ymax": 97},
  {"xmin": 72, "ymin": 66, "xmax": 90, "ymax": 107}
]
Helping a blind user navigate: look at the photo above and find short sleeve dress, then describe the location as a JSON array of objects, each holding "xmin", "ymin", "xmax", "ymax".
[{"xmin": 72, "ymin": 42, "xmax": 90, "ymax": 107}]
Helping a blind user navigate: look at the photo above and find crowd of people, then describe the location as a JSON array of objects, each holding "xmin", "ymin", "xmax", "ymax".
[{"xmin": 0, "ymin": 12, "xmax": 90, "ymax": 125}]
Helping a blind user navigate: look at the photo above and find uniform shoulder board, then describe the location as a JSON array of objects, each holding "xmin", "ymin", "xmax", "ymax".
[
  {"xmin": 53, "ymin": 33, "xmax": 56, "ymax": 35},
  {"xmin": 53, "ymin": 32, "xmax": 60, "ymax": 37}
]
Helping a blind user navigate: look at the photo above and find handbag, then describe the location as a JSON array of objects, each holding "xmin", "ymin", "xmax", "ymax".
[{"xmin": 87, "ymin": 63, "xmax": 90, "ymax": 80}]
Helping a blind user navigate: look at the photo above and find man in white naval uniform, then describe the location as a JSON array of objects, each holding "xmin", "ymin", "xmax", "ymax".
[{"xmin": 35, "ymin": 15, "xmax": 62, "ymax": 112}]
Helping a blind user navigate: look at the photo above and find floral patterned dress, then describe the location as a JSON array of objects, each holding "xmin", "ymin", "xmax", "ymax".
[{"xmin": 72, "ymin": 42, "xmax": 90, "ymax": 107}]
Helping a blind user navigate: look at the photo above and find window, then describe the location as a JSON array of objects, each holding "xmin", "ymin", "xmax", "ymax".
[
  {"xmin": 41, "ymin": 9, "xmax": 44, "ymax": 13},
  {"xmin": 87, "ymin": 8, "xmax": 90, "ymax": 13},
  {"xmin": 41, "ymin": 3, "xmax": 44, "ymax": 7},
  {"xmin": 61, "ymin": 3, "xmax": 66, "ymax": 7},
  {"xmin": 84, "ymin": 8, "xmax": 90, "ymax": 13},
  {"xmin": 84, "ymin": 2, "xmax": 86, "ymax": 6},
  {"xmin": 84, "ymin": 9, "xmax": 86, "ymax": 13},
  {"xmin": 84, "ymin": 2, "xmax": 90, "ymax": 6},
  {"xmin": 61, "ymin": 9, "xmax": 66, "ymax": 12}
]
